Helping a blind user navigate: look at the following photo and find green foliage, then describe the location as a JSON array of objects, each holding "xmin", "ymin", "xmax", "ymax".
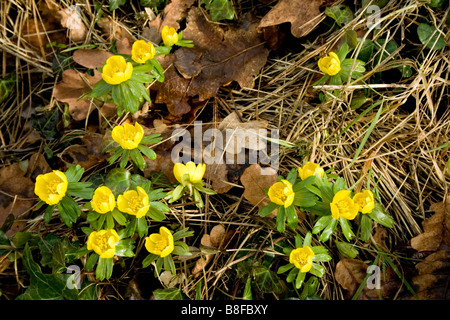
[
  {"xmin": 202, "ymin": 0, "xmax": 235, "ymax": 21},
  {"xmin": 325, "ymin": 4, "xmax": 354, "ymax": 27},
  {"xmin": 417, "ymin": 23, "xmax": 446, "ymax": 50}
]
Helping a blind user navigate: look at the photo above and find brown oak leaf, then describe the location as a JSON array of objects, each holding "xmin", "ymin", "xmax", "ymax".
[
  {"xmin": 257, "ymin": 0, "xmax": 326, "ymax": 38},
  {"xmin": 240, "ymin": 164, "xmax": 277, "ymax": 210},
  {"xmin": 151, "ymin": 8, "xmax": 269, "ymax": 116}
]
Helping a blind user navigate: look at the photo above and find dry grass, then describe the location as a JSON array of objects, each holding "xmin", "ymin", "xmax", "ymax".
[{"xmin": 0, "ymin": 0, "xmax": 449, "ymax": 300}]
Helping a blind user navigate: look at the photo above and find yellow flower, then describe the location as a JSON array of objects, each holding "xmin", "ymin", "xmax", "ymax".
[
  {"xmin": 91, "ymin": 186, "xmax": 116, "ymax": 214},
  {"xmin": 144, "ymin": 226, "xmax": 174, "ymax": 257},
  {"xmin": 353, "ymin": 190, "xmax": 375, "ymax": 214},
  {"xmin": 111, "ymin": 122, "xmax": 144, "ymax": 150},
  {"xmin": 173, "ymin": 161, "xmax": 206, "ymax": 185},
  {"xmin": 318, "ymin": 52, "xmax": 341, "ymax": 76},
  {"xmin": 298, "ymin": 162, "xmax": 325, "ymax": 180},
  {"xmin": 87, "ymin": 229, "xmax": 120, "ymax": 259},
  {"xmin": 117, "ymin": 186, "xmax": 150, "ymax": 218},
  {"xmin": 268, "ymin": 179, "xmax": 295, "ymax": 208},
  {"xmin": 101, "ymin": 55, "xmax": 133, "ymax": 85},
  {"xmin": 289, "ymin": 246, "xmax": 315, "ymax": 272},
  {"xmin": 161, "ymin": 25, "xmax": 179, "ymax": 47},
  {"xmin": 34, "ymin": 170, "xmax": 68, "ymax": 205},
  {"xmin": 330, "ymin": 190, "xmax": 359, "ymax": 220},
  {"xmin": 131, "ymin": 40, "xmax": 156, "ymax": 64}
]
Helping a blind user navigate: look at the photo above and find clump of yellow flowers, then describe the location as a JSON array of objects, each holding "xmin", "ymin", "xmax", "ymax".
[
  {"xmin": 260, "ymin": 160, "xmax": 393, "ymax": 242},
  {"xmin": 90, "ymin": 28, "xmax": 193, "ymax": 116}
]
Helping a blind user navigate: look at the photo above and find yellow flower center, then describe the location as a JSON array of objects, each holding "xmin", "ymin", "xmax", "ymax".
[
  {"xmin": 95, "ymin": 235, "xmax": 111, "ymax": 252},
  {"xmin": 154, "ymin": 236, "xmax": 168, "ymax": 252},
  {"xmin": 46, "ymin": 179, "xmax": 61, "ymax": 194},
  {"xmin": 336, "ymin": 198, "xmax": 351, "ymax": 212}
]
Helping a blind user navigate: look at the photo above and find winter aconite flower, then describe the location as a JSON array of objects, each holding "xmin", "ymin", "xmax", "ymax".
[
  {"xmin": 289, "ymin": 245, "xmax": 315, "ymax": 273},
  {"xmin": 117, "ymin": 186, "xmax": 150, "ymax": 218},
  {"xmin": 145, "ymin": 226, "xmax": 174, "ymax": 257},
  {"xmin": 268, "ymin": 179, "xmax": 295, "ymax": 208},
  {"xmin": 318, "ymin": 52, "xmax": 341, "ymax": 76},
  {"xmin": 87, "ymin": 229, "xmax": 120, "ymax": 259},
  {"xmin": 353, "ymin": 189, "xmax": 375, "ymax": 214},
  {"xmin": 173, "ymin": 161, "xmax": 206, "ymax": 186},
  {"xmin": 112, "ymin": 122, "xmax": 144, "ymax": 150},
  {"xmin": 101, "ymin": 55, "xmax": 133, "ymax": 85},
  {"xmin": 330, "ymin": 190, "xmax": 359, "ymax": 220},
  {"xmin": 298, "ymin": 162, "xmax": 325, "ymax": 180},
  {"xmin": 131, "ymin": 40, "xmax": 156, "ymax": 64},
  {"xmin": 34, "ymin": 170, "xmax": 68, "ymax": 205},
  {"xmin": 91, "ymin": 186, "xmax": 116, "ymax": 214},
  {"xmin": 161, "ymin": 25, "xmax": 179, "ymax": 47}
]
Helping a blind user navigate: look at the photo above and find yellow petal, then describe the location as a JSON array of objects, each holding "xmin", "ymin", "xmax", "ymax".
[{"xmin": 173, "ymin": 163, "xmax": 187, "ymax": 184}]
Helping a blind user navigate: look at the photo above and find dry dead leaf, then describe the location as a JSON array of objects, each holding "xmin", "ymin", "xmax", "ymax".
[
  {"xmin": 410, "ymin": 195, "xmax": 450, "ymax": 252},
  {"xmin": 240, "ymin": 164, "xmax": 277, "ymax": 210},
  {"xmin": 58, "ymin": 6, "xmax": 87, "ymax": 42},
  {"xmin": 97, "ymin": 17, "xmax": 136, "ymax": 54},
  {"xmin": 151, "ymin": 8, "xmax": 269, "ymax": 116},
  {"xmin": 410, "ymin": 195, "xmax": 450, "ymax": 299},
  {"xmin": 53, "ymin": 69, "xmax": 102, "ymax": 121},
  {"xmin": 60, "ymin": 133, "xmax": 106, "ymax": 170},
  {"xmin": 192, "ymin": 224, "xmax": 232, "ymax": 276},
  {"xmin": 0, "ymin": 163, "xmax": 36, "ymax": 236},
  {"xmin": 148, "ymin": 0, "xmax": 195, "ymax": 33},
  {"xmin": 335, "ymin": 258, "xmax": 402, "ymax": 300},
  {"xmin": 257, "ymin": 0, "xmax": 325, "ymax": 38},
  {"xmin": 73, "ymin": 49, "xmax": 113, "ymax": 69}
]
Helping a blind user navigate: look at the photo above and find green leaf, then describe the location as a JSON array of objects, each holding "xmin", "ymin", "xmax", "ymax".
[
  {"xmin": 58, "ymin": 196, "xmax": 81, "ymax": 227},
  {"xmin": 142, "ymin": 253, "xmax": 158, "ymax": 268},
  {"xmin": 154, "ymin": 46, "xmax": 172, "ymax": 56},
  {"xmin": 67, "ymin": 182, "xmax": 94, "ymax": 199},
  {"xmin": 252, "ymin": 266, "xmax": 283, "ymax": 294},
  {"xmin": 120, "ymin": 149, "xmax": 130, "ymax": 168},
  {"xmin": 335, "ymin": 240, "xmax": 358, "ymax": 258},
  {"xmin": 140, "ymin": 133, "xmax": 162, "ymax": 145},
  {"xmin": 356, "ymin": 39, "xmax": 374, "ymax": 63},
  {"xmin": 172, "ymin": 227, "xmax": 194, "ymax": 241},
  {"xmin": 138, "ymin": 145, "xmax": 157, "ymax": 160},
  {"xmin": 285, "ymin": 205, "xmax": 298, "ymax": 230},
  {"xmin": 64, "ymin": 165, "xmax": 84, "ymax": 183},
  {"xmin": 309, "ymin": 263, "xmax": 325, "ymax": 278},
  {"xmin": 359, "ymin": 213, "xmax": 372, "ymax": 242},
  {"xmin": 16, "ymin": 244, "xmax": 78, "ymax": 300},
  {"xmin": 259, "ymin": 202, "xmax": 279, "ymax": 217},
  {"xmin": 130, "ymin": 149, "xmax": 146, "ymax": 171},
  {"xmin": 339, "ymin": 217, "xmax": 355, "ymax": 241},
  {"xmin": 111, "ymin": 209, "xmax": 127, "ymax": 226},
  {"xmin": 333, "ymin": 177, "xmax": 347, "ymax": 194},
  {"xmin": 295, "ymin": 270, "xmax": 306, "ymax": 289},
  {"xmin": 202, "ymin": 0, "xmax": 235, "ymax": 21},
  {"xmin": 96, "ymin": 258, "xmax": 113, "ymax": 280},
  {"xmin": 275, "ymin": 206, "xmax": 286, "ymax": 233},
  {"xmin": 312, "ymin": 215, "xmax": 332, "ymax": 234},
  {"xmin": 286, "ymin": 266, "xmax": 299, "ymax": 283},
  {"xmin": 109, "ymin": 0, "xmax": 127, "ymax": 11},
  {"xmin": 115, "ymin": 239, "xmax": 135, "ymax": 257},
  {"xmin": 137, "ymin": 217, "xmax": 149, "ymax": 237},
  {"xmin": 243, "ymin": 277, "xmax": 253, "ymax": 300},
  {"xmin": 44, "ymin": 205, "xmax": 55, "ymax": 224},
  {"xmin": 292, "ymin": 188, "xmax": 317, "ymax": 208},
  {"xmin": 303, "ymin": 232, "xmax": 312, "ymax": 247},
  {"xmin": 85, "ymin": 253, "xmax": 99, "ymax": 272},
  {"xmin": 319, "ymin": 218, "xmax": 338, "ymax": 242},
  {"xmin": 368, "ymin": 203, "xmax": 394, "ymax": 228},
  {"xmin": 277, "ymin": 263, "xmax": 295, "ymax": 274},
  {"xmin": 325, "ymin": 4, "xmax": 354, "ymax": 27},
  {"xmin": 153, "ymin": 288, "xmax": 184, "ymax": 300},
  {"xmin": 147, "ymin": 206, "xmax": 167, "ymax": 221},
  {"xmin": 417, "ymin": 23, "xmax": 446, "ymax": 50},
  {"xmin": 104, "ymin": 168, "xmax": 131, "ymax": 196},
  {"xmin": 30, "ymin": 108, "xmax": 59, "ymax": 141},
  {"xmin": 90, "ymin": 79, "xmax": 112, "ymax": 98}
]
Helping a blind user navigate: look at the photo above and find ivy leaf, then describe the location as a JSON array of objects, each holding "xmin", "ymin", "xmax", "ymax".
[
  {"xmin": 325, "ymin": 4, "xmax": 354, "ymax": 27},
  {"xmin": 417, "ymin": 23, "xmax": 446, "ymax": 50},
  {"xmin": 109, "ymin": 0, "xmax": 127, "ymax": 11},
  {"xmin": 202, "ymin": 0, "xmax": 235, "ymax": 21},
  {"xmin": 153, "ymin": 288, "xmax": 184, "ymax": 300}
]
